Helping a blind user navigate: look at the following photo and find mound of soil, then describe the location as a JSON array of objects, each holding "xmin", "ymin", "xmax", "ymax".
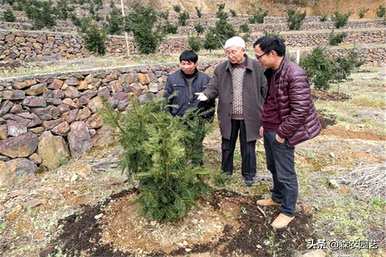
[
  {"xmin": 312, "ymin": 90, "xmax": 351, "ymax": 102},
  {"xmin": 42, "ymin": 189, "xmax": 316, "ymax": 257}
]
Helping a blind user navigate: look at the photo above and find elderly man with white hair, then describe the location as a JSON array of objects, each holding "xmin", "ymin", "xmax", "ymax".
[{"xmin": 196, "ymin": 36, "xmax": 267, "ymax": 186}]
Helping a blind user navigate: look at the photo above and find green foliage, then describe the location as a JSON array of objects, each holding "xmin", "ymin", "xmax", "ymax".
[
  {"xmin": 239, "ymin": 23, "xmax": 250, "ymax": 33},
  {"xmin": 173, "ymin": 4, "xmax": 181, "ymax": 13},
  {"xmin": 319, "ymin": 14, "xmax": 328, "ymax": 22},
  {"xmin": 376, "ymin": 4, "xmax": 385, "ymax": 18},
  {"xmin": 300, "ymin": 47, "xmax": 363, "ymax": 90},
  {"xmin": 301, "ymin": 48, "xmax": 334, "ymax": 90},
  {"xmin": 194, "ymin": 23, "xmax": 205, "ymax": 34},
  {"xmin": 125, "ymin": 4, "xmax": 164, "ymax": 54},
  {"xmin": 287, "ymin": 9, "xmax": 306, "ymax": 30},
  {"xmin": 332, "ymin": 11, "xmax": 350, "ymax": 29},
  {"xmin": 195, "ymin": 6, "xmax": 202, "ymax": 18},
  {"xmin": 24, "ymin": 0, "xmax": 56, "ymax": 29},
  {"xmin": 101, "ymin": 98, "xmax": 210, "ymax": 222},
  {"xmin": 2, "ymin": 9, "xmax": 16, "ymax": 22},
  {"xmin": 328, "ymin": 31, "xmax": 346, "ymax": 46},
  {"xmin": 158, "ymin": 10, "xmax": 169, "ymax": 20},
  {"xmin": 248, "ymin": 7, "xmax": 268, "ymax": 24},
  {"xmin": 79, "ymin": 19, "xmax": 107, "ymax": 55},
  {"xmin": 178, "ymin": 10, "xmax": 190, "ymax": 26},
  {"xmin": 188, "ymin": 35, "xmax": 202, "ymax": 52},
  {"xmin": 105, "ymin": 6, "xmax": 123, "ymax": 35},
  {"xmin": 204, "ymin": 3, "xmax": 235, "ymax": 50},
  {"xmin": 55, "ymin": 0, "xmax": 74, "ymax": 20},
  {"xmin": 163, "ymin": 21, "xmax": 178, "ymax": 34},
  {"xmin": 358, "ymin": 8, "xmax": 368, "ymax": 19},
  {"xmin": 229, "ymin": 9, "xmax": 237, "ymax": 17}
]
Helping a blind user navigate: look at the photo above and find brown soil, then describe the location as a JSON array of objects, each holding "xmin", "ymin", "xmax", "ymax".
[
  {"xmin": 44, "ymin": 189, "xmax": 315, "ymax": 257},
  {"xmin": 312, "ymin": 90, "xmax": 351, "ymax": 102},
  {"xmin": 322, "ymin": 126, "xmax": 386, "ymax": 141}
]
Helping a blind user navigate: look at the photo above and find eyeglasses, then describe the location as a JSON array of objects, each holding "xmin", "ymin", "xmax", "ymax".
[{"xmin": 255, "ymin": 52, "xmax": 267, "ymax": 60}]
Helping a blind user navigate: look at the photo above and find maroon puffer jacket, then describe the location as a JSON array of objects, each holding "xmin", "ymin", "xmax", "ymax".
[{"xmin": 270, "ymin": 58, "xmax": 321, "ymax": 146}]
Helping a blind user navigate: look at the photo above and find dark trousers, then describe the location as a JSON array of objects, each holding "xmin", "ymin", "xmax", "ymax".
[
  {"xmin": 221, "ymin": 119, "xmax": 256, "ymax": 180},
  {"xmin": 263, "ymin": 131, "xmax": 298, "ymax": 216}
]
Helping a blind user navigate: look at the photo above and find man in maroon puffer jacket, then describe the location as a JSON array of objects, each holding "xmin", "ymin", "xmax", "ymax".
[{"xmin": 253, "ymin": 36, "xmax": 321, "ymax": 229}]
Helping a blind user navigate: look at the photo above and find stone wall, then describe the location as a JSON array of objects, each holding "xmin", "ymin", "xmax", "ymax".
[
  {"xmin": 1, "ymin": 27, "xmax": 385, "ymax": 66},
  {"xmin": 0, "ymin": 61, "xmax": 219, "ymax": 174}
]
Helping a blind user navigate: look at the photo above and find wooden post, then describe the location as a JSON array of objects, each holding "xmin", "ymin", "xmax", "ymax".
[{"xmin": 120, "ymin": 0, "xmax": 130, "ymax": 57}]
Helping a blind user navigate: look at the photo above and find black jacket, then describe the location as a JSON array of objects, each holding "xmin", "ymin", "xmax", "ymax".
[{"xmin": 164, "ymin": 69, "xmax": 215, "ymax": 120}]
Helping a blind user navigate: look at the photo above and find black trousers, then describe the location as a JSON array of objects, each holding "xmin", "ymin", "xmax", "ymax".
[
  {"xmin": 263, "ymin": 131, "xmax": 298, "ymax": 216},
  {"xmin": 221, "ymin": 119, "xmax": 256, "ymax": 180}
]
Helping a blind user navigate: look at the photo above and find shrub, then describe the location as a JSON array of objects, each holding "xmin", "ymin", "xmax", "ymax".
[
  {"xmin": 106, "ymin": 6, "xmax": 123, "ymax": 35},
  {"xmin": 287, "ymin": 9, "xmax": 306, "ymax": 30},
  {"xmin": 300, "ymin": 47, "xmax": 335, "ymax": 90},
  {"xmin": 376, "ymin": 5, "xmax": 385, "ymax": 18},
  {"xmin": 178, "ymin": 10, "xmax": 189, "ymax": 26},
  {"xmin": 56, "ymin": 0, "xmax": 74, "ymax": 20},
  {"xmin": 80, "ymin": 19, "xmax": 107, "ymax": 55},
  {"xmin": 188, "ymin": 35, "xmax": 201, "ymax": 52},
  {"xmin": 328, "ymin": 31, "xmax": 346, "ymax": 46},
  {"xmin": 230, "ymin": 9, "xmax": 237, "ymax": 17},
  {"xmin": 159, "ymin": 10, "xmax": 169, "ymax": 20},
  {"xmin": 195, "ymin": 6, "xmax": 202, "ymax": 18},
  {"xmin": 163, "ymin": 21, "xmax": 178, "ymax": 34},
  {"xmin": 203, "ymin": 3, "xmax": 235, "ymax": 50},
  {"xmin": 300, "ymin": 47, "xmax": 363, "ymax": 90},
  {"xmin": 24, "ymin": 0, "xmax": 56, "ymax": 29},
  {"xmin": 125, "ymin": 4, "xmax": 164, "ymax": 54},
  {"xmin": 101, "ymin": 98, "xmax": 210, "ymax": 222},
  {"xmin": 2, "ymin": 9, "xmax": 16, "ymax": 22},
  {"xmin": 239, "ymin": 23, "xmax": 250, "ymax": 33},
  {"xmin": 248, "ymin": 7, "xmax": 268, "ymax": 24},
  {"xmin": 319, "ymin": 15, "xmax": 328, "ymax": 22},
  {"xmin": 173, "ymin": 4, "xmax": 181, "ymax": 13},
  {"xmin": 194, "ymin": 23, "xmax": 205, "ymax": 34},
  {"xmin": 358, "ymin": 8, "xmax": 369, "ymax": 19},
  {"xmin": 332, "ymin": 11, "xmax": 350, "ymax": 29}
]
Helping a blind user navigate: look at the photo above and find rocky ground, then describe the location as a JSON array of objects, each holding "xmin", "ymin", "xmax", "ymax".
[{"xmin": 0, "ymin": 67, "xmax": 385, "ymax": 257}]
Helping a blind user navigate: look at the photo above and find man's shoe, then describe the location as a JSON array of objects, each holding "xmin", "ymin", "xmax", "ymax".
[
  {"xmin": 256, "ymin": 198, "xmax": 281, "ymax": 206},
  {"xmin": 271, "ymin": 213, "xmax": 294, "ymax": 229},
  {"xmin": 244, "ymin": 179, "xmax": 254, "ymax": 187}
]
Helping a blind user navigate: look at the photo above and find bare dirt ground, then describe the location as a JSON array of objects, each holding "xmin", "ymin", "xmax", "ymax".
[{"xmin": 0, "ymin": 67, "xmax": 385, "ymax": 257}]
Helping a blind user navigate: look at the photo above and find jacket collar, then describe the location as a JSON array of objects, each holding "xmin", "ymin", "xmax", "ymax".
[
  {"xmin": 274, "ymin": 57, "xmax": 289, "ymax": 76},
  {"xmin": 226, "ymin": 54, "xmax": 253, "ymax": 72}
]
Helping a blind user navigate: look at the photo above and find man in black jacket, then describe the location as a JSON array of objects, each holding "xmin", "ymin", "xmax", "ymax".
[{"xmin": 164, "ymin": 50, "xmax": 215, "ymax": 164}]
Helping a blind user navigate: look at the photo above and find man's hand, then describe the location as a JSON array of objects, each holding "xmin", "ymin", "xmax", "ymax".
[
  {"xmin": 259, "ymin": 126, "xmax": 264, "ymax": 138},
  {"xmin": 195, "ymin": 92, "xmax": 208, "ymax": 101},
  {"xmin": 275, "ymin": 134, "xmax": 285, "ymax": 144}
]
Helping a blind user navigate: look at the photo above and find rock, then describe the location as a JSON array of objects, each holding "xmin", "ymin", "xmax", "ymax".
[
  {"xmin": 62, "ymin": 98, "xmax": 79, "ymax": 109},
  {"xmin": 23, "ymin": 96, "xmax": 47, "ymax": 107},
  {"xmin": 1, "ymin": 90, "xmax": 25, "ymax": 100},
  {"xmin": 38, "ymin": 131, "xmax": 70, "ymax": 170},
  {"xmin": 30, "ymin": 127, "xmax": 45, "ymax": 134},
  {"xmin": 0, "ymin": 125, "xmax": 7, "ymax": 140},
  {"xmin": 86, "ymin": 113, "xmax": 103, "ymax": 129},
  {"xmin": 97, "ymin": 87, "xmax": 110, "ymax": 98},
  {"xmin": 65, "ymin": 77, "xmax": 79, "ymax": 86},
  {"xmin": 64, "ymin": 86, "xmax": 80, "ymax": 98},
  {"xmin": 10, "ymin": 104, "xmax": 23, "ymax": 114},
  {"xmin": 88, "ymin": 96, "xmax": 104, "ymax": 113},
  {"xmin": 120, "ymin": 73, "xmax": 137, "ymax": 84},
  {"xmin": 0, "ymin": 132, "xmax": 38, "ymax": 158},
  {"xmin": 17, "ymin": 112, "xmax": 42, "ymax": 127},
  {"xmin": 148, "ymin": 83, "xmax": 161, "ymax": 93},
  {"xmin": 68, "ymin": 121, "xmax": 92, "ymax": 158},
  {"xmin": 6, "ymin": 158, "xmax": 38, "ymax": 176},
  {"xmin": 110, "ymin": 80, "xmax": 123, "ymax": 93},
  {"xmin": 43, "ymin": 118, "xmax": 63, "ymax": 130},
  {"xmin": 138, "ymin": 93, "xmax": 154, "ymax": 104},
  {"xmin": 62, "ymin": 109, "xmax": 79, "ymax": 123},
  {"xmin": 0, "ymin": 160, "xmax": 15, "ymax": 186},
  {"xmin": 78, "ymin": 80, "xmax": 89, "ymax": 90},
  {"xmin": 29, "ymin": 153, "xmax": 42, "ymax": 164},
  {"xmin": 14, "ymin": 81, "xmax": 30, "ymax": 90},
  {"xmin": 126, "ymin": 83, "xmax": 142, "ymax": 96},
  {"xmin": 76, "ymin": 107, "xmax": 92, "ymax": 121},
  {"xmin": 327, "ymin": 178, "xmax": 339, "ymax": 189},
  {"xmin": 48, "ymin": 79, "xmax": 64, "ymax": 90},
  {"xmin": 0, "ymin": 100, "xmax": 14, "ymax": 116},
  {"xmin": 46, "ymin": 98, "xmax": 62, "ymax": 105},
  {"xmin": 51, "ymin": 121, "xmax": 70, "ymax": 135},
  {"xmin": 0, "ymin": 155, "xmax": 10, "ymax": 161},
  {"xmin": 301, "ymin": 250, "xmax": 326, "ymax": 257},
  {"xmin": 7, "ymin": 120, "xmax": 27, "ymax": 137},
  {"xmin": 92, "ymin": 126, "xmax": 115, "ymax": 148},
  {"xmin": 138, "ymin": 73, "xmax": 151, "ymax": 85},
  {"xmin": 25, "ymin": 83, "xmax": 48, "ymax": 96}
]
